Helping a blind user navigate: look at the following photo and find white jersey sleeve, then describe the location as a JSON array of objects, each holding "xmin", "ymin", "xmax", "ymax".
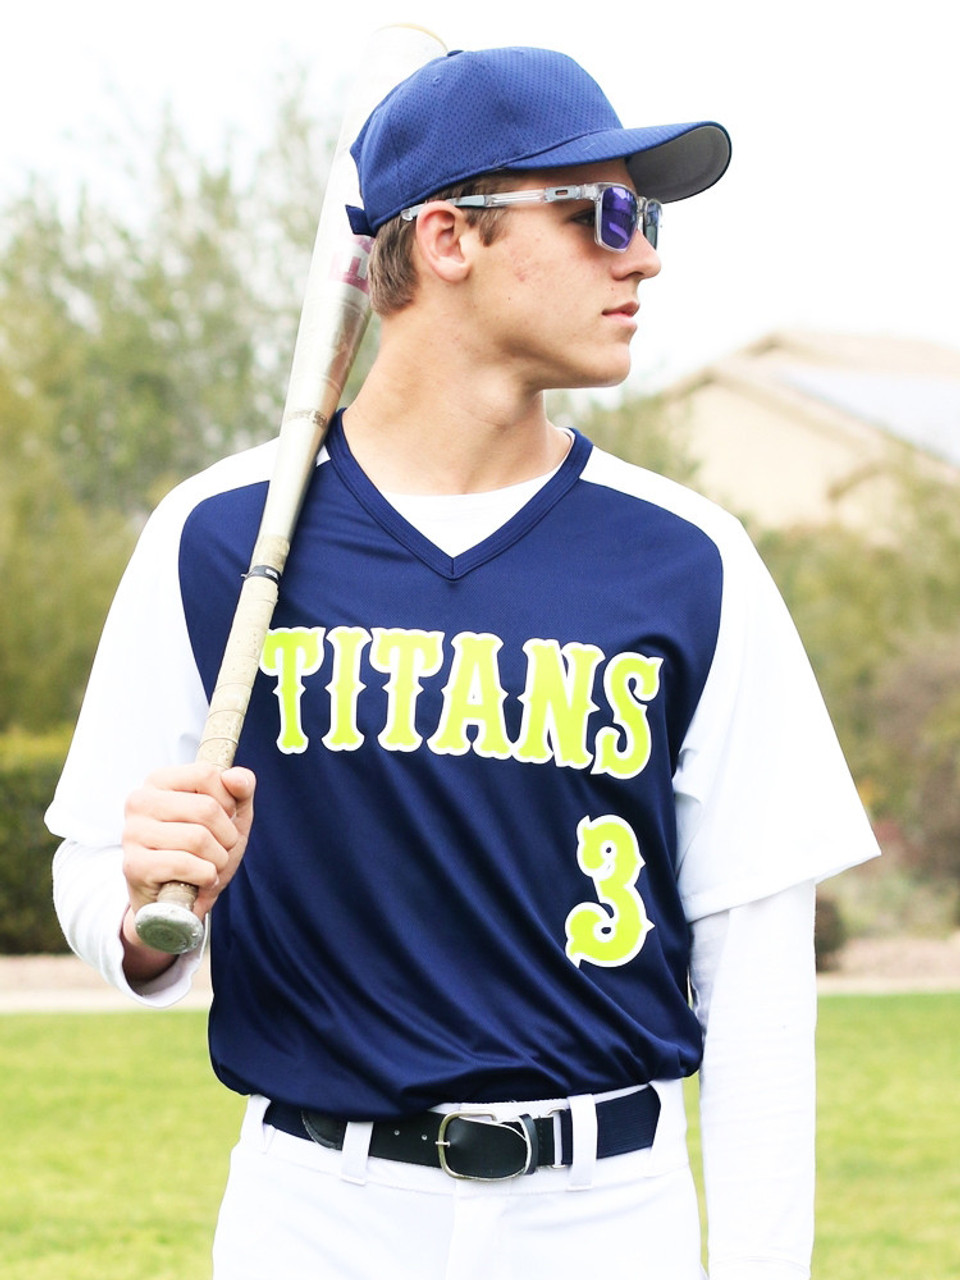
[
  {"xmin": 672, "ymin": 517, "xmax": 879, "ymax": 921},
  {"xmin": 45, "ymin": 442, "xmax": 276, "ymax": 999},
  {"xmin": 46, "ymin": 441, "xmax": 277, "ymax": 846}
]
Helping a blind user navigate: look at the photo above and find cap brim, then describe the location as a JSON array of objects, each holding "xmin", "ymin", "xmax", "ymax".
[
  {"xmin": 625, "ymin": 122, "xmax": 731, "ymax": 202},
  {"xmin": 510, "ymin": 120, "xmax": 731, "ymax": 203}
]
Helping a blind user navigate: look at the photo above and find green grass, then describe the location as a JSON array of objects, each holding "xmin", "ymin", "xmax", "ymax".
[
  {"xmin": 686, "ymin": 993, "xmax": 960, "ymax": 1278},
  {"xmin": 813, "ymin": 994, "xmax": 960, "ymax": 1279},
  {"xmin": 1, "ymin": 994, "xmax": 958, "ymax": 1278},
  {"xmin": 0, "ymin": 1013, "xmax": 243, "ymax": 1280}
]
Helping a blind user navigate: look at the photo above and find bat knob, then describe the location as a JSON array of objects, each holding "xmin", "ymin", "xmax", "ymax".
[{"xmin": 135, "ymin": 900, "xmax": 205, "ymax": 955}]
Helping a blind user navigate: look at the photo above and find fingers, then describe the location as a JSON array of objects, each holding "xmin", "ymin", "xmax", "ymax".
[
  {"xmin": 122, "ymin": 763, "xmax": 256, "ymax": 918},
  {"xmin": 139, "ymin": 763, "xmax": 255, "ymax": 823}
]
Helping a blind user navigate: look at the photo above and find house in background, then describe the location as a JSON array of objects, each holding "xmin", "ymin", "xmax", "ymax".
[{"xmin": 660, "ymin": 330, "xmax": 960, "ymax": 532}]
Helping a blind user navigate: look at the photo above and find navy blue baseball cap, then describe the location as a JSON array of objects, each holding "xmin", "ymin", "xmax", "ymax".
[{"xmin": 347, "ymin": 47, "xmax": 731, "ymax": 235}]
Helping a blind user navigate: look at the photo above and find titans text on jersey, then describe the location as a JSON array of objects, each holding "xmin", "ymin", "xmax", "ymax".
[{"xmin": 261, "ymin": 624, "xmax": 663, "ymax": 777}]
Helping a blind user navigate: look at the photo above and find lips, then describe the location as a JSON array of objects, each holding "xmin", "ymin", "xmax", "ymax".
[{"xmin": 604, "ymin": 300, "xmax": 639, "ymax": 318}]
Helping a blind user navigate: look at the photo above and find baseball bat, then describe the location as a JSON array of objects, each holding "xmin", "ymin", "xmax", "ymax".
[{"xmin": 135, "ymin": 24, "xmax": 447, "ymax": 954}]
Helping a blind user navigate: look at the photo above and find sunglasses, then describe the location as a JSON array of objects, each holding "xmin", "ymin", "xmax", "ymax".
[{"xmin": 400, "ymin": 183, "xmax": 661, "ymax": 253}]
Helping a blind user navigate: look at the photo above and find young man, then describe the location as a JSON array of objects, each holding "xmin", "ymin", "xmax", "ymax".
[{"xmin": 48, "ymin": 47, "xmax": 878, "ymax": 1280}]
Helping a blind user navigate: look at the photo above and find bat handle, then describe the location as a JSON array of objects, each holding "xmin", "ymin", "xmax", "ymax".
[
  {"xmin": 134, "ymin": 883, "xmax": 205, "ymax": 955},
  {"xmin": 133, "ymin": 735, "xmax": 221, "ymax": 954},
  {"xmin": 133, "ymin": 538, "xmax": 285, "ymax": 955}
]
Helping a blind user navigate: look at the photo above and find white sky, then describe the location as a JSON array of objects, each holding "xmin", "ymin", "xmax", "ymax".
[{"xmin": 2, "ymin": 0, "xmax": 958, "ymax": 389}]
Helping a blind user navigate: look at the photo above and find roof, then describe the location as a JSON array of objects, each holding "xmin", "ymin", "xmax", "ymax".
[
  {"xmin": 780, "ymin": 366, "xmax": 960, "ymax": 468},
  {"xmin": 665, "ymin": 329, "xmax": 960, "ymax": 471}
]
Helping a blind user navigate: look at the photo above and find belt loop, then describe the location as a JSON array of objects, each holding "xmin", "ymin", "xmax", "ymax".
[
  {"xmin": 567, "ymin": 1094, "xmax": 598, "ymax": 1191},
  {"xmin": 246, "ymin": 1095, "xmax": 273, "ymax": 1154},
  {"xmin": 552, "ymin": 1110, "xmax": 565, "ymax": 1168},
  {"xmin": 339, "ymin": 1120, "xmax": 373, "ymax": 1185}
]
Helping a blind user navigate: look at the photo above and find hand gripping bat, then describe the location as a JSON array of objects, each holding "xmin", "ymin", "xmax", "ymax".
[{"xmin": 134, "ymin": 25, "xmax": 447, "ymax": 954}]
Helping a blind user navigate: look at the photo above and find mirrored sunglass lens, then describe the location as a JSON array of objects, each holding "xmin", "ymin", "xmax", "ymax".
[
  {"xmin": 599, "ymin": 187, "xmax": 638, "ymax": 251},
  {"xmin": 643, "ymin": 201, "xmax": 662, "ymax": 250}
]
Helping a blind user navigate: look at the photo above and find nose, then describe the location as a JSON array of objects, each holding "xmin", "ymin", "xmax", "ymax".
[{"xmin": 618, "ymin": 227, "xmax": 661, "ymax": 280}]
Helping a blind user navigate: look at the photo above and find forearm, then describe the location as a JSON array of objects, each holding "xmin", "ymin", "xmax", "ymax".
[
  {"xmin": 53, "ymin": 839, "xmax": 206, "ymax": 1005},
  {"xmin": 691, "ymin": 881, "xmax": 818, "ymax": 1280}
]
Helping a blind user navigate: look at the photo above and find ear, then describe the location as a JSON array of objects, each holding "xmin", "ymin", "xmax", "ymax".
[{"xmin": 412, "ymin": 202, "xmax": 477, "ymax": 286}]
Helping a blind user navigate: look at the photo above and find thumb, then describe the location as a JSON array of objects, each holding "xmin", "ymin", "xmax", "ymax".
[
  {"xmin": 221, "ymin": 766, "xmax": 256, "ymax": 841},
  {"xmin": 221, "ymin": 765, "xmax": 257, "ymax": 809}
]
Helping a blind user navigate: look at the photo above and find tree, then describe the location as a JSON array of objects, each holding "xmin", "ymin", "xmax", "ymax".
[
  {"xmin": 0, "ymin": 77, "xmax": 360, "ymax": 519},
  {"xmin": 551, "ymin": 388, "xmax": 701, "ymax": 486},
  {"xmin": 755, "ymin": 461, "xmax": 960, "ymax": 895},
  {"xmin": 0, "ymin": 368, "xmax": 131, "ymax": 729},
  {"xmin": 0, "ymin": 76, "xmax": 351, "ymax": 730},
  {"xmin": 871, "ymin": 635, "xmax": 960, "ymax": 884}
]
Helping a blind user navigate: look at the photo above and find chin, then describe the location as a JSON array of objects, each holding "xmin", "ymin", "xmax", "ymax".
[
  {"xmin": 569, "ymin": 361, "xmax": 632, "ymax": 391},
  {"xmin": 538, "ymin": 348, "xmax": 633, "ymax": 394}
]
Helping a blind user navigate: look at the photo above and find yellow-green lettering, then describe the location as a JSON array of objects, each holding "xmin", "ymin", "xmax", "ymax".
[
  {"xmin": 428, "ymin": 632, "xmax": 511, "ymax": 758},
  {"xmin": 565, "ymin": 815, "xmax": 653, "ymax": 968},
  {"xmin": 370, "ymin": 627, "xmax": 444, "ymax": 751},
  {"xmin": 260, "ymin": 627, "xmax": 324, "ymax": 753},
  {"xmin": 514, "ymin": 639, "xmax": 603, "ymax": 768},
  {"xmin": 593, "ymin": 653, "xmax": 662, "ymax": 779},
  {"xmin": 322, "ymin": 626, "xmax": 371, "ymax": 751}
]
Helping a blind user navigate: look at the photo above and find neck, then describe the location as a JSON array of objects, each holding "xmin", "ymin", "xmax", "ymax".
[{"xmin": 342, "ymin": 318, "xmax": 570, "ymax": 495}]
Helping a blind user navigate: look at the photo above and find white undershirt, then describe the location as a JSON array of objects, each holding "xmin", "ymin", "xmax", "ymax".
[
  {"xmin": 382, "ymin": 466, "xmax": 561, "ymax": 557},
  {"xmin": 692, "ymin": 881, "xmax": 817, "ymax": 1280}
]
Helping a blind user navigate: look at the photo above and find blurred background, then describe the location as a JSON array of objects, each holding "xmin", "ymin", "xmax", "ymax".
[{"xmin": 1, "ymin": 0, "xmax": 959, "ymax": 968}]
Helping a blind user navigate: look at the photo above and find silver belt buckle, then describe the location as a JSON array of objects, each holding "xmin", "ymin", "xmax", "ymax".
[{"xmin": 436, "ymin": 1109, "xmax": 536, "ymax": 1181}]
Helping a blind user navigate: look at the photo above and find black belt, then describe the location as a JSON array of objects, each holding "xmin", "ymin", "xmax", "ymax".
[{"xmin": 265, "ymin": 1088, "xmax": 660, "ymax": 1182}]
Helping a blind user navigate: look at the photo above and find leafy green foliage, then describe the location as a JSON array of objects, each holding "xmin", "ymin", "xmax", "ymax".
[
  {"xmin": 815, "ymin": 893, "xmax": 849, "ymax": 971},
  {"xmin": 0, "ymin": 78, "xmax": 359, "ymax": 735},
  {"xmin": 754, "ymin": 464, "xmax": 960, "ymax": 896},
  {"xmin": 0, "ymin": 730, "xmax": 73, "ymax": 952},
  {"xmin": 0, "ymin": 367, "xmax": 132, "ymax": 730},
  {"xmin": 870, "ymin": 633, "xmax": 960, "ymax": 883},
  {"xmin": 0, "ymin": 98, "xmax": 325, "ymax": 515},
  {"xmin": 553, "ymin": 388, "xmax": 702, "ymax": 487}
]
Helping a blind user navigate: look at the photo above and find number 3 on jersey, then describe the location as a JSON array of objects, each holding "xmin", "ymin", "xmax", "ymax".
[{"xmin": 565, "ymin": 815, "xmax": 654, "ymax": 968}]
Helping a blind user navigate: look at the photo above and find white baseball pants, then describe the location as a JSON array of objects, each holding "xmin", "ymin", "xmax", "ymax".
[{"xmin": 212, "ymin": 1084, "xmax": 705, "ymax": 1280}]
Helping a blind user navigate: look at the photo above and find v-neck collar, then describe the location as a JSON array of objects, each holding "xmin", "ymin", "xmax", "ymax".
[{"xmin": 325, "ymin": 412, "xmax": 593, "ymax": 581}]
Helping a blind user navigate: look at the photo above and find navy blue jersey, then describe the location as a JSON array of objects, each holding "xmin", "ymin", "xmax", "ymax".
[{"xmin": 179, "ymin": 416, "xmax": 722, "ymax": 1116}]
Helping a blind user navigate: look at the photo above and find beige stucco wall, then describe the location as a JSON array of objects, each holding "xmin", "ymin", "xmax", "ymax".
[{"xmin": 666, "ymin": 377, "xmax": 908, "ymax": 533}]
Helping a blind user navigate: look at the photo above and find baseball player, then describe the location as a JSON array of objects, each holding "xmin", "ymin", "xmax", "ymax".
[{"xmin": 48, "ymin": 46, "xmax": 879, "ymax": 1280}]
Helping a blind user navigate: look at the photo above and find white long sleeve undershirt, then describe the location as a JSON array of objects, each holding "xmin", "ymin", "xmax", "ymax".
[{"xmin": 692, "ymin": 879, "xmax": 818, "ymax": 1280}]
